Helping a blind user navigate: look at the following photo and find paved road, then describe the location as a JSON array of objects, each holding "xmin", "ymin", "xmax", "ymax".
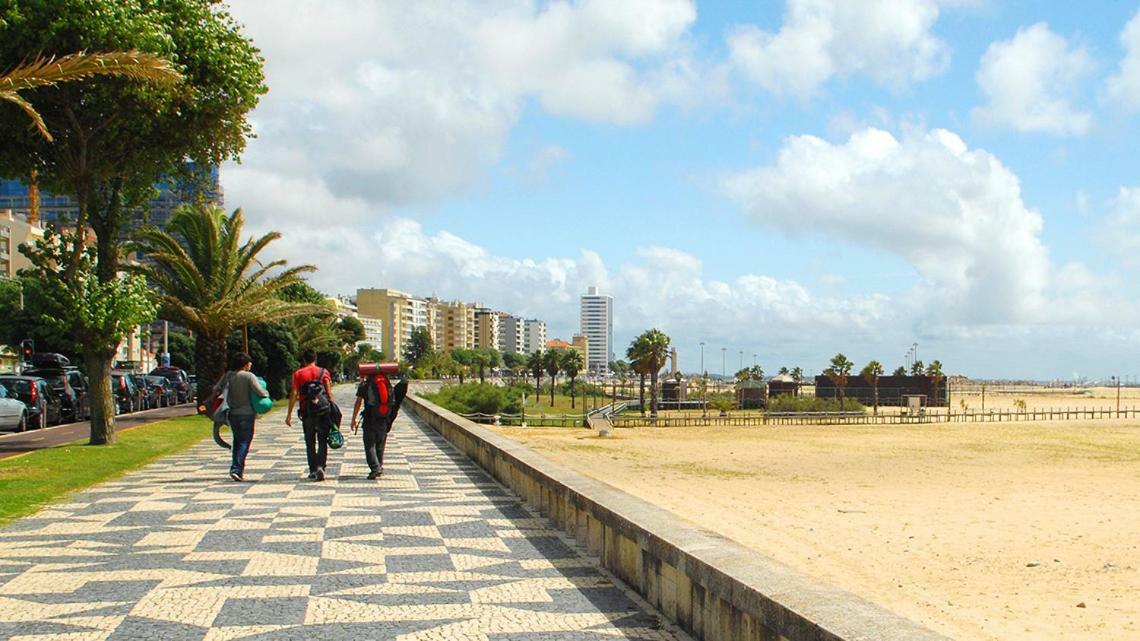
[
  {"xmin": 0, "ymin": 388, "xmax": 685, "ymax": 640},
  {"xmin": 0, "ymin": 403, "xmax": 198, "ymax": 459}
]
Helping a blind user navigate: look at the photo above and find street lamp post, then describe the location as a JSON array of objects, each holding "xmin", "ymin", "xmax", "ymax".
[
  {"xmin": 739, "ymin": 350, "xmax": 743, "ymax": 371},
  {"xmin": 1114, "ymin": 375, "xmax": 1121, "ymax": 416}
]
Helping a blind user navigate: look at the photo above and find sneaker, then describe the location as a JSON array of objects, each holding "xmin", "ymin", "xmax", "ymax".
[
  {"xmin": 307, "ymin": 471, "xmax": 317, "ymax": 480},
  {"xmin": 230, "ymin": 471, "xmax": 242, "ymax": 482},
  {"xmin": 367, "ymin": 471, "xmax": 380, "ymax": 480},
  {"xmin": 315, "ymin": 468, "xmax": 326, "ymax": 481}
]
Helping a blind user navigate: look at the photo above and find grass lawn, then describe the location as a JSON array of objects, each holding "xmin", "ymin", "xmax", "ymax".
[
  {"xmin": 0, "ymin": 413, "xmax": 216, "ymax": 527},
  {"xmin": 519, "ymin": 389, "xmax": 609, "ymax": 415}
]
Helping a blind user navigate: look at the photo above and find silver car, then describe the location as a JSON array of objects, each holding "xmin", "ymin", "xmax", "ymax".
[{"xmin": 0, "ymin": 384, "xmax": 28, "ymax": 432}]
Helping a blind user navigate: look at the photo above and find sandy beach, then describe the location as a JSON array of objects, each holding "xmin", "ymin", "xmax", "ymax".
[{"xmin": 492, "ymin": 415, "xmax": 1140, "ymax": 640}]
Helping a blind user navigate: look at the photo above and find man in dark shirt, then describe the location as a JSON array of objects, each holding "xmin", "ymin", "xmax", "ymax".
[{"xmin": 350, "ymin": 371, "xmax": 391, "ymax": 479}]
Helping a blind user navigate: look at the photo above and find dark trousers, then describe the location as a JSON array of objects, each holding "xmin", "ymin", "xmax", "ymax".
[
  {"xmin": 361, "ymin": 417, "xmax": 389, "ymax": 473},
  {"xmin": 230, "ymin": 413, "xmax": 255, "ymax": 475},
  {"xmin": 301, "ymin": 413, "xmax": 329, "ymax": 472}
]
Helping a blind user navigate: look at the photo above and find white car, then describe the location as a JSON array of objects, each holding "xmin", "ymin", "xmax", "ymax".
[{"xmin": 0, "ymin": 384, "xmax": 28, "ymax": 432}]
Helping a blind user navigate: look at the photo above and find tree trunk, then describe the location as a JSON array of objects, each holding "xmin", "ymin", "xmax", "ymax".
[
  {"xmin": 873, "ymin": 381, "xmax": 879, "ymax": 415},
  {"xmin": 550, "ymin": 374, "xmax": 556, "ymax": 406},
  {"xmin": 85, "ymin": 350, "xmax": 116, "ymax": 444},
  {"xmin": 478, "ymin": 365, "xmax": 485, "ymax": 384},
  {"xmin": 650, "ymin": 371, "xmax": 658, "ymax": 418},
  {"xmin": 639, "ymin": 374, "xmax": 646, "ymax": 416},
  {"xmin": 195, "ymin": 333, "xmax": 228, "ymax": 413},
  {"xmin": 570, "ymin": 376, "xmax": 576, "ymax": 408},
  {"xmin": 535, "ymin": 374, "xmax": 541, "ymax": 399}
]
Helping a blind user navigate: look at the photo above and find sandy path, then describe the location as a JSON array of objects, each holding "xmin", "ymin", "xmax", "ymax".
[{"xmin": 493, "ymin": 420, "xmax": 1140, "ymax": 640}]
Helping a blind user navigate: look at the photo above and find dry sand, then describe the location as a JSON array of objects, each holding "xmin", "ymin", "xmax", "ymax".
[{"xmin": 492, "ymin": 416, "xmax": 1140, "ymax": 640}]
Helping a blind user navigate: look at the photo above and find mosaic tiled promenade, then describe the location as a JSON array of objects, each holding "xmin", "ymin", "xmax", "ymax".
[{"xmin": 0, "ymin": 392, "xmax": 683, "ymax": 641}]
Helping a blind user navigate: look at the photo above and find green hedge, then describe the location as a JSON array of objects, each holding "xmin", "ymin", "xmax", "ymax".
[
  {"xmin": 767, "ymin": 396, "xmax": 866, "ymax": 413},
  {"xmin": 423, "ymin": 383, "xmax": 522, "ymax": 415}
]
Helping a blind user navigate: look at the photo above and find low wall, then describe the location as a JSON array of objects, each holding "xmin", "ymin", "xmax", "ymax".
[{"xmin": 406, "ymin": 394, "xmax": 949, "ymax": 641}]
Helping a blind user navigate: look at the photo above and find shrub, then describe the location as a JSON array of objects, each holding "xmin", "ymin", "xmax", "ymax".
[
  {"xmin": 423, "ymin": 383, "xmax": 521, "ymax": 415},
  {"xmin": 766, "ymin": 396, "xmax": 866, "ymax": 413}
]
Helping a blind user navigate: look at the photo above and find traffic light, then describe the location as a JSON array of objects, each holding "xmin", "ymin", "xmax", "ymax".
[{"xmin": 19, "ymin": 338, "xmax": 34, "ymax": 363}]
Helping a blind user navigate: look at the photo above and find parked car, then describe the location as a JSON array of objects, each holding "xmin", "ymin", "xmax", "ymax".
[
  {"xmin": 110, "ymin": 371, "xmax": 140, "ymax": 414},
  {"xmin": 23, "ymin": 366, "xmax": 88, "ymax": 423},
  {"xmin": 0, "ymin": 376, "xmax": 62, "ymax": 429},
  {"xmin": 144, "ymin": 375, "xmax": 177, "ymax": 408},
  {"xmin": 0, "ymin": 384, "xmax": 29, "ymax": 432},
  {"xmin": 150, "ymin": 367, "xmax": 191, "ymax": 404}
]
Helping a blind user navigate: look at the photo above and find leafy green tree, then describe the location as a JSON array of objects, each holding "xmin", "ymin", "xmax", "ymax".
[
  {"xmin": 17, "ymin": 228, "xmax": 156, "ymax": 442},
  {"xmin": 626, "ymin": 336, "xmax": 649, "ymax": 416},
  {"xmin": 0, "ymin": 1, "xmax": 266, "ymax": 443},
  {"xmin": 561, "ymin": 349, "xmax": 584, "ymax": 408},
  {"xmin": 861, "ymin": 360, "xmax": 884, "ymax": 415},
  {"xmin": 471, "ymin": 348, "xmax": 501, "ymax": 384},
  {"xmin": 0, "ymin": 275, "xmax": 77, "ymax": 356},
  {"xmin": 911, "ymin": 359, "xmax": 925, "ymax": 376},
  {"xmin": 543, "ymin": 349, "xmax": 563, "ymax": 406},
  {"xmin": 451, "ymin": 349, "xmax": 475, "ymax": 384},
  {"xmin": 527, "ymin": 350, "xmax": 545, "ymax": 399},
  {"xmin": 632, "ymin": 329, "xmax": 670, "ymax": 418},
  {"xmin": 166, "ymin": 331, "xmax": 195, "ymax": 371},
  {"xmin": 130, "ymin": 205, "xmax": 319, "ymax": 405},
  {"xmin": 1, "ymin": 51, "xmax": 180, "ymax": 141},
  {"xmin": 926, "ymin": 360, "xmax": 945, "ymax": 406},
  {"xmin": 892, "ymin": 365, "xmax": 907, "ymax": 376},
  {"xmin": 609, "ymin": 359, "xmax": 630, "ymax": 397},
  {"xmin": 226, "ymin": 322, "xmax": 298, "ymax": 399},
  {"xmin": 502, "ymin": 351, "xmax": 527, "ymax": 383},
  {"xmin": 402, "ymin": 326, "xmax": 433, "ymax": 368},
  {"xmin": 338, "ymin": 316, "xmax": 366, "ymax": 346},
  {"xmin": 824, "ymin": 353, "xmax": 854, "ymax": 411}
]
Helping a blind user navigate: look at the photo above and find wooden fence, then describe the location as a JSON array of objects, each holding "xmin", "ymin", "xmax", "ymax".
[{"xmin": 609, "ymin": 406, "xmax": 1140, "ymax": 428}]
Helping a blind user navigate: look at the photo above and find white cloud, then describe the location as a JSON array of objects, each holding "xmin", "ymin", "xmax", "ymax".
[
  {"xmin": 525, "ymin": 145, "xmax": 572, "ymax": 183},
  {"xmin": 1106, "ymin": 9, "xmax": 1140, "ymax": 111},
  {"xmin": 225, "ymin": 0, "xmax": 706, "ymax": 208},
  {"xmin": 1100, "ymin": 186, "xmax": 1140, "ymax": 262},
  {"xmin": 972, "ymin": 23, "xmax": 1094, "ymax": 136},
  {"xmin": 726, "ymin": 0, "xmax": 960, "ymax": 99},
  {"xmin": 720, "ymin": 127, "xmax": 1050, "ymax": 324}
]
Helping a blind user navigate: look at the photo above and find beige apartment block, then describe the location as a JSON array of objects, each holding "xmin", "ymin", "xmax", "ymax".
[
  {"xmin": 571, "ymin": 334, "xmax": 590, "ymax": 363},
  {"xmin": 357, "ymin": 288, "xmax": 428, "ymax": 361},
  {"xmin": 0, "ymin": 209, "xmax": 44, "ymax": 278},
  {"xmin": 473, "ymin": 308, "xmax": 500, "ymax": 350},
  {"xmin": 428, "ymin": 297, "xmax": 475, "ymax": 353}
]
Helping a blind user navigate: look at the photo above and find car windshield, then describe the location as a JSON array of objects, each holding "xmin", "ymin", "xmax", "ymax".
[
  {"xmin": 0, "ymin": 379, "xmax": 31, "ymax": 395},
  {"xmin": 146, "ymin": 376, "xmax": 167, "ymax": 386},
  {"xmin": 152, "ymin": 369, "xmax": 185, "ymax": 383}
]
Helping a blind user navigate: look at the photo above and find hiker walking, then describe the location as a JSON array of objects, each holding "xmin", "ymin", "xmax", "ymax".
[
  {"xmin": 350, "ymin": 369, "xmax": 393, "ymax": 479},
  {"xmin": 286, "ymin": 349, "xmax": 334, "ymax": 481},
  {"xmin": 214, "ymin": 352, "xmax": 268, "ymax": 482}
]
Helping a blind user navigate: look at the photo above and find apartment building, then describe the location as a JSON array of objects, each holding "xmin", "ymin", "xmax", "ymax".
[
  {"xmin": 497, "ymin": 314, "xmax": 525, "ymax": 355},
  {"xmin": 523, "ymin": 319, "xmax": 546, "ymax": 355},
  {"xmin": 580, "ymin": 285, "xmax": 613, "ymax": 375},
  {"xmin": 356, "ymin": 288, "xmax": 428, "ymax": 361},
  {"xmin": 0, "ymin": 209, "xmax": 44, "ymax": 278},
  {"xmin": 473, "ymin": 308, "xmax": 500, "ymax": 350},
  {"xmin": 428, "ymin": 298, "xmax": 475, "ymax": 353}
]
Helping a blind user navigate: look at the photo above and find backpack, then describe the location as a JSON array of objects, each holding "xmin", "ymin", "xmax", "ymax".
[
  {"xmin": 364, "ymin": 374, "xmax": 391, "ymax": 421},
  {"xmin": 298, "ymin": 368, "xmax": 331, "ymax": 418}
]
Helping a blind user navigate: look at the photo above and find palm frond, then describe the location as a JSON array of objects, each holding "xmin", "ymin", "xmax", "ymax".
[
  {"xmin": 0, "ymin": 90, "xmax": 51, "ymax": 140},
  {"xmin": 0, "ymin": 51, "xmax": 181, "ymax": 92}
]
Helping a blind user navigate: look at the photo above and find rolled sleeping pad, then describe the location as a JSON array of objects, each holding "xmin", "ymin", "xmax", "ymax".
[
  {"xmin": 213, "ymin": 422, "xmax": 231, "ymax": 450},
  {"xmin": 359, "ymin": 362, "xmax": 400, "ymax": 377},
  {"xmin": 252, "ymin": 376, "xmax": 273, "ymax": 414}
]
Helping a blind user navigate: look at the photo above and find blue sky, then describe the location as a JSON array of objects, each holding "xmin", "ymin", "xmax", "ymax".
[{"xmin": 223, "ymin": 1, "xmax": 1140, "ymax": 380}]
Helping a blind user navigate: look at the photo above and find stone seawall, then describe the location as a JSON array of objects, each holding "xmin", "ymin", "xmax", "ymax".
[{"xmin": 406, "ymin": 393, "xmax": 950, "ymax": 641}]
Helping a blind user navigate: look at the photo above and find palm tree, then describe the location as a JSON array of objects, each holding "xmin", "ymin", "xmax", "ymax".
[
  {"xmin": 892, "ymin": 365, "xmax": 907, "ymax": 376},
  {"xmin": 626, "ymin": 336, "xmax": 649, "ymax": 416},
  {"xmin": 526, "ymin": 346, "xmax": 544, "ymax": 396},
  {"xmin": 543, "ymin": 349, "xmax": 562, "ymax": 407},
  {"xmin": 790, "ymin": 366, "xmax": 803, "ymax": 383},
  {"xmin": 562, "ymin": 350, "xmax": 584, "ymax": 408},
  {"xmin": 130, "ymin": 204, "xmax": 321, "ymax": 403},
  {"xmin": 609, "ymin": 359, "xmax": 629, "ymax": 399},
  {"xmin": 473, "ymin": 348, "xmax": 500, "ymax": 383},
  {"xmin": 635, "ymin": 329, "xmax": 671, "ymax": 419},
  {"xmin": 824, "ymin": 353, "xmax": 854, "ymax": 411},
  {"xmin": 2, "ymin": 51, "xmax": 181, "ymax": 142},
  {"xmin": 861, "ymin": 360, "xmax": 884, "ymax": 415},
  {"xmin": 926, "ymin": 360, "xmax": 945, "ymax": 407},
  {"xmin": 451, "ymin": 349, "xmax": 474, "ymax": 384}
]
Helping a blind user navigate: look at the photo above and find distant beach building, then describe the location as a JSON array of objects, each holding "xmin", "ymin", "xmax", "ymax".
[{"xmin": 579, "ymin": 286, "xmax": 613, "ymax": 375}]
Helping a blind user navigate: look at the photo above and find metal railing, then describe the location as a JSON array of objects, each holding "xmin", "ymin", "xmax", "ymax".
[{"xmin": 609, "ymin": 406, "xmax": 1140, "ymax": 428}]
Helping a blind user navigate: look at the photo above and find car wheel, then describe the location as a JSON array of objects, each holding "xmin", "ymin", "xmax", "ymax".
[{"xmin": 16, "ymin": 411, "xmax": 26, "ymax": 433}]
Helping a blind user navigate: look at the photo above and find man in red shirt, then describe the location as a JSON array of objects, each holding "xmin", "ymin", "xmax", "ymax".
[{"xmin": 286, "ymin": 349, "xmax": 334, "ymax": 480}]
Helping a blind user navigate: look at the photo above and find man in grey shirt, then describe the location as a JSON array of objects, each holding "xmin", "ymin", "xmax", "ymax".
[{"xmin": 216, "ymin": 352, "xmax": 268, "ymax": 481}]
